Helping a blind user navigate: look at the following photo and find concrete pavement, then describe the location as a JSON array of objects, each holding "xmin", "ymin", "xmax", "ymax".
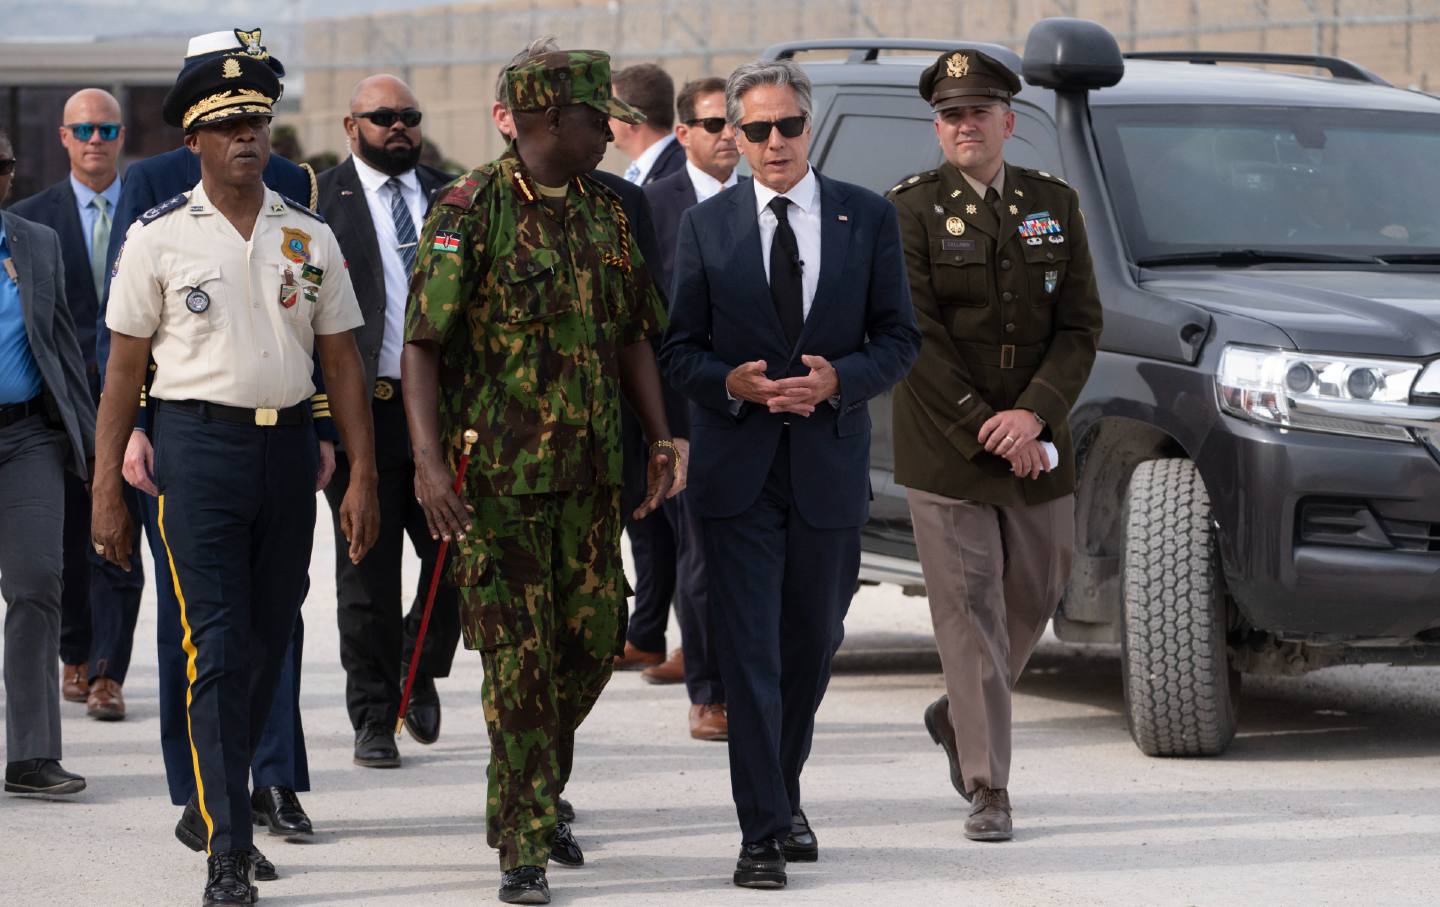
[{"xmin": 3, "ymin": 519, "xmax": 1440, "ymax": 906}]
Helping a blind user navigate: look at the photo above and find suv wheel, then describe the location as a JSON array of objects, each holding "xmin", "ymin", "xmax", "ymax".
[{"xmin": 1120, "ymin": 458, "xmax": 1240, "ymax": 756}]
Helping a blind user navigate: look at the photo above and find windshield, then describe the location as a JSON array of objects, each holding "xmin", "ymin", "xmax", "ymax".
[{"xmin": 1091, "ymin": 105, "xmax": 1440, "ymax": 265}]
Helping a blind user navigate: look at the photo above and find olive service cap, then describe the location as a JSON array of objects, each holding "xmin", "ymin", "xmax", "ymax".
[
  {"xmin": 918, "ymin": 48, "xmax": 1022, "ymax": 112},
  {"xmin": 162, "ymin": 27, "xmax": 284, "ymax": 130},
  {"xmin": 505, "ymin": 50, "xmax": 646, "ymax": 125}
]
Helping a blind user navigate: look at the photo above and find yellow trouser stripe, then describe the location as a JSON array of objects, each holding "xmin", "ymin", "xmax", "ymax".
[{"xmin": 158, "ymin": 495, "xmax": 216, "ymax": 854}]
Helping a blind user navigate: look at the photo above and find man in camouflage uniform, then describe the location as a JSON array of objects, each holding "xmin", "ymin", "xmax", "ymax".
[{"xmin": 402, "ymin": 49, "xmax": 678, "ymax": 905}]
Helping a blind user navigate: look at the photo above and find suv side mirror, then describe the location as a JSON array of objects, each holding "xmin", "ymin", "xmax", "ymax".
[{"xmin": 1023, "ymin": 17, "xmax": 1124, "ymax": 91}]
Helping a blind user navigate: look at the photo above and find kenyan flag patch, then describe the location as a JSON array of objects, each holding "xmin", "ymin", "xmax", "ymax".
[{"xmin": 433, "ymin": 231, "xmax": 461, "ymax": 253}]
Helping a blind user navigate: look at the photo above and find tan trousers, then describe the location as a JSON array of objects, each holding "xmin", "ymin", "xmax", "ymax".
[{"xmin": 906, "ymin": 488, "xmax": 1075, "ymax": 792}]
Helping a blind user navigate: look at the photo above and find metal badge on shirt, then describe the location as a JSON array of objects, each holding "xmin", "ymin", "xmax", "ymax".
[{"xmin": 279, "ymin": 266, "xmax": 300, "ymax": 309}]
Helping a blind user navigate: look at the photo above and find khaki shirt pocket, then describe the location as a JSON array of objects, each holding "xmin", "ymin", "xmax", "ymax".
[{"xmin": 166, "ymin": 265, "xmax": 229, "ymax": 336}]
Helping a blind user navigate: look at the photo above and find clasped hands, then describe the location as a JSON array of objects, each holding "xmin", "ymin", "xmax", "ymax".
[
  {"xmin": 726, "ymin": 356, "xmax": 839, "ymax": 417},
  {"xmin": 978, "ymin": 409, "xmax": 1052, "ymax": 480}
]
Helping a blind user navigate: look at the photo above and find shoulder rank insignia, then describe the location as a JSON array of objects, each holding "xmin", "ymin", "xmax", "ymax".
[
  {"xmin": 139, "ymin": 194, "xmax": 187, "ymax": 225},
  {"xmin": 886, "ymin": 170, "xmax": 937, "ymax": 197},
  {"xmin": 438, "ymin": 167, "xmax": 494, "ymax": 210},
  {"xmin": 279, "ymin": 195, "xmax": 325, "ymax": 223}
]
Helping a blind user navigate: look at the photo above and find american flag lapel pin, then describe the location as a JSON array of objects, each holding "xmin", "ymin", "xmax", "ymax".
[
  {"xmin": 837, "ymin": 214, "xmax": 848, "ymax": 222},
  {"xmin": 340, "ymin": 189, "xmax": 354, "ymax": 196}
]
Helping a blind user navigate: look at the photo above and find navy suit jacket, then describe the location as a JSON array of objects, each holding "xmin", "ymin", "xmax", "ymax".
[
  {"xmin": 660, "ymin": 172, "xmax": 919, "ymax": 529},
  {"xmin": 641, "ymin": 137, "xmax": 686, "ymax": 188},
  {"xmin": 644, "ymin": 167, "xmax": 750, "ymax": 304},
  {"xmin": 10, "ymin": 179, "xmax": 103, "ymax": 370},
  {"xmin": 1, "ymin": 211, "xmax": 96, "ymax": 479}
]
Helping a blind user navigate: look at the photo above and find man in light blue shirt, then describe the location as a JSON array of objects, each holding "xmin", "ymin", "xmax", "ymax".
[
  {"xmin": 0, "ymin": 220, "xmax": 44, "ymax": 405},
  {"xmin": 10, "ymin": 88, "xmax": 137, "ymax": 722}
]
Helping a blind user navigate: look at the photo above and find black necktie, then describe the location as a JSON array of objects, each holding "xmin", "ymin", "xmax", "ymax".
[
  {"xmin": 984, "ymin": 185, "xmax": 1003, "ymax": 222},
  {"xmin": 767, "ymin": 195, "xmax": 804, "ymax": 347}
]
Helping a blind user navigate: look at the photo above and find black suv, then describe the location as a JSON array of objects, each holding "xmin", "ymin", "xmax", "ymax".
[{"xmin": 765, "ymin": 19, "xmax": 1440, "ymax": 757}]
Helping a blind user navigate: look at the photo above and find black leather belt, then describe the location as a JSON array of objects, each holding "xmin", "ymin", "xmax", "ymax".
[
  {"xmin": 161, "ymin": 399, "xmax": 307, "ymax": 427},
  {"xmin": 0, "ymin": 395, "xmax": 43, "ymax": 430},
  {"xmin": 374, "ymin": 377, "xmax": 400, "ymax": 401}
]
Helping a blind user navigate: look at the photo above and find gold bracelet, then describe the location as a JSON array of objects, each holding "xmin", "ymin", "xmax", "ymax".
[{"xmin": 649, "ymin": 439, "xmax": 677, "ymax": 456}]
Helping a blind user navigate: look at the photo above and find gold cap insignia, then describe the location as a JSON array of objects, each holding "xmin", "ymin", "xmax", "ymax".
[
  {"xmin": 946, "ymin": 53, "xmax": 970, "ymax": 79},
  {"xmin": 222, "ymin": 58, "xmax": 242, "ymax": 79},
  {"xmin": 945, "ymin": 216, "xmax": 966, "ymax": 236},
  {"xmin": 234, "ymin": 28, "xmax": 267, "ymax": 59}
]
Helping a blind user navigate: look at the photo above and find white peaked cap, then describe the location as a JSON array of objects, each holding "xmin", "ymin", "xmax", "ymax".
[{"xmin": 185, "ymin": 31, "xmax": 244, "ymax": 59}]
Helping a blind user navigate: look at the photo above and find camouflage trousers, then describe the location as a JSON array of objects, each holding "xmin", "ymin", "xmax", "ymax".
[{"xmin": 450, "ymin": 486, "xmax": 628, "ymax": 870}]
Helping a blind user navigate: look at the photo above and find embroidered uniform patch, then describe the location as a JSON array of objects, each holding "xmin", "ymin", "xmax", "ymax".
[{"xmin": 433, "ymin": 231, "xmax": 461, "ymax": 253}]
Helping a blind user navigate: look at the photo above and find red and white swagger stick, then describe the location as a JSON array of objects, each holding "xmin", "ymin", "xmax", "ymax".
[{"xmin": 396, "ymin": 428, "xmax": 479, "ymax": 736}]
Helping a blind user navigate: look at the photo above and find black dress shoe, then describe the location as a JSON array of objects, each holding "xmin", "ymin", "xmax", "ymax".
[
  {"xmin": 782, "ymin": 808, "xmax": 818, "ymax": 862},
  {"xmin": 247, "ymin": 845, "xmax": 278, "ymax": 881},
  {"xmin": 734, "ymin": 838, "xmax": 786, "ymax": 889},
  {"xmin": 923, "ymin": 695, "xmax": 971, "ymax": 802},
  {"xmin": 176, "ymin": 797, "xmax": 207, "ymax": 852},
  {"xmin": 498, "ymin": 865, "xmax": 550, "ymax": 904},
  {"xmin": 203, "ymin": 850, "xmax": 257, "ymax": 906},
  {"xmin": 251, "ymin": 785, "xmax": 313, "ymax": 839},
  {"xmin": 556, "ymin": 797, "xmax": 575, "ymax": 823},
  {"xmin": 403, "ymin": 673, "xmax": 442, "ymax": 745},
  {"xmin": 4, "ymin": 759, "xmax": 86, "ymax": 795},
  {"xmin": 354, "ymin": 722, "xmax": 401, "ymax": 768},
  {"xmin": 549, "ymin": 821, "xmax": 583, "ymax": 867}
]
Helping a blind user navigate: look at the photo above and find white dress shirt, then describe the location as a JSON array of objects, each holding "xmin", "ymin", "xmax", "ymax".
[
  {"xmin": 351, "ymin": 154, "xmax": 424, "ymax": 379},
  {"xmin": 628, "ymin": 133, "xmax": 677, "ymax": 185},
  {"xmin": 753, "ymin": 166, "xmax": 821, "ymax": 319},
  {"xmin": 685, "ymin": 160, "xmax": 737, "ymax": 204}
]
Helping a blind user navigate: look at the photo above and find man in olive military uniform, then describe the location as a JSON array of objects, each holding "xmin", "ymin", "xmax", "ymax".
[
  {"xmin": 887, "ymin": 49, "xmax": 1103, "ymax": 842},
  {"xmin": 403, "ymin": 50, "xmax": 677, "ymax": 905},
  {"xmin": 91, "ymin": 46, "xmax": 379, "ymax": 906}
]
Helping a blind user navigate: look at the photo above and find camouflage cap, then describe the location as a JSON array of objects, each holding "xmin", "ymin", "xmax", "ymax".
[
  {"xmin": 505, "ymin": 50, "xmax": 645, "ymax": 125},
  {"xmin": 919, "ymin": 48, "xmax": 1022, "ymax": 112}
]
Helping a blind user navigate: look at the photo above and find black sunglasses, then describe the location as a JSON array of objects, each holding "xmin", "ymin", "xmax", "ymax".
[
  {"xmin": 0, "ymin": 158, "xmax": 14, "ymax": 176},
  {"xmin": 355, "ymin": 108, "xmax": 422, "ymax": 128},
  {"xmin": 737, "ymin": 115, "xmax": 807, "ymax": 144},
  {"xmin": 685, "ymin": 117, "xmax": 728, "ymax": 134},
  {"xmin": 66, "ymin": 122, "xmax": 121, "ymax": 142}
]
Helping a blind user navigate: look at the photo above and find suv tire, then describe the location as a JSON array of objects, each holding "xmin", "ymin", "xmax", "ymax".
[{"xmin": 1120, "ymin": 458, "xmax": 1239, "ymax": 756}]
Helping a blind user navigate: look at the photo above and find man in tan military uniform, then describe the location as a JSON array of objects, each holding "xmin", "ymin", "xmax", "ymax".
[
  {"xmin": 887, "ymin": 49, "xmax": 1103, "ymax": 842},
  {"xmin": 90, "ymin": 46, "xmax": 379, "ymax": 906}
]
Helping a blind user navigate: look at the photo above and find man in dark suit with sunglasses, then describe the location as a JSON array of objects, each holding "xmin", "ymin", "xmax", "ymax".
[
  {"xmin": 316, "ymin": 74, "xmax": 459, "ymax": 769},
  {"xmin": 661, "ymin": 60, "xmax": 918, "ymax": 889},
  {"xmin": 11, "ymin": 88, "xmax": 142, "ymax": 723},
  {"xmin": 638, "ymin": 76, "xmax": 741, "ymax": 743}
]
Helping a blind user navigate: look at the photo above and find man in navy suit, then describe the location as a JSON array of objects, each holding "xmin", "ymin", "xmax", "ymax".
[
  {"xmin": 611, "ymin": 63, "xmax": 687, "ymax": 188},
  {"xmin": 641, "ymin": 76, "xmax": 741, "ymax": 742},
  {"xmin": 96, "ymin": 28, "xmax": 324, "ymax": 851},
  {"xmin": 661, "ymin": 60, "xmax": 919, "ymax": 889},
  {"xmin": 10, "ymin": 88, "xmax": 142, "ymax": 722}
]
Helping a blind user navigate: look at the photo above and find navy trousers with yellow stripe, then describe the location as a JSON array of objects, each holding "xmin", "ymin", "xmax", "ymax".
[{"xmin": 152, "ymin": 403, "xmax": 317, "ymax": 854}]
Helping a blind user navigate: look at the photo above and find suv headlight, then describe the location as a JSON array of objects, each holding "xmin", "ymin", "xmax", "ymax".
[{"xmin": 1216, "ymin": 344, "xmax": 1425, "ymax": 442}]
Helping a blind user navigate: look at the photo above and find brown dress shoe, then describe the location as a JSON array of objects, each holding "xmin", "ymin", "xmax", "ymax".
[
  {"xmin": 964, "ymin": 787, "xmax": 1012, "ymax": 842},
  {"xmin": 689, "ymin": 703, "xmax": 728, "ymax": 741},
  {"xmin": 62, "ymin": 664, "xmax": 89, "ymax": 703},
  {"xmin": 614, "ymin": 641, "xmax": 664, "ymax": 671},
  {"xmin": 642, "ymin": 649, "xmax": 684, "ymax": 685},
  {"xmin": 86, "ymin": 677, "xmax": 125, "ymax": 721}
]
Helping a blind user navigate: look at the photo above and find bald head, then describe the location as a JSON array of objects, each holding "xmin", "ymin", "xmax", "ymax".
[
  {"xmin": 345, "ymin": 74, "xmax": 424, "ymax": 177},
  {"xmin": 60, "ymin": 88, "xmax": 123, "ymax": 191}
]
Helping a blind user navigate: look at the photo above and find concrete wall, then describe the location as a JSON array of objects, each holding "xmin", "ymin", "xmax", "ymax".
[{"xmin": 290, "ymin": 0, "xmax": 1440, "ymax": 171}]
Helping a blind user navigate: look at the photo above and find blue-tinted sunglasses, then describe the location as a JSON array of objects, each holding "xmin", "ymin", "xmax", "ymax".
[{"xmin": 66, "ymin": 122, "xmax": 121, "ymax": 142}]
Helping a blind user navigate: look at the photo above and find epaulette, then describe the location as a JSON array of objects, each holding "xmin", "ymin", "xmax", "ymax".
[
  {"xmin": 437, "ymin": 167, "xmax": 495, "ymax": 210},
  {"xmin": 138, "ymin": 194, "xmax": 187, "ymax": 225},
  {"xmin": 887, "ymin": 170, "xmax": 939, "ymax": 197},
  {"xmin": 1022, "ymin": 168, "xmax": 1069, "ymax": 187},
  {"xmin": 280, "ymin": 195, "xmax": 326, "ymax": 223}
]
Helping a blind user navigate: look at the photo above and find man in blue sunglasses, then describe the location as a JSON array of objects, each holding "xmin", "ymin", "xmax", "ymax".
[{"xmin": 10, "ymin": 88, "xmax": 138, "ymax": 724}]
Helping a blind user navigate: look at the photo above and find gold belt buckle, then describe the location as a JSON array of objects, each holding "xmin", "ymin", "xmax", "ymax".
[
  {"xmin": 374, "ymin": 378, "xmax": 395, "ymax": 401},
  {"xmin": 254, "ymin": 407, "xmax": 279, "ymax": 427},
  {"xmin": 1000, "ymin": 344, "xmax": 1016, "ymax": 370}
]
